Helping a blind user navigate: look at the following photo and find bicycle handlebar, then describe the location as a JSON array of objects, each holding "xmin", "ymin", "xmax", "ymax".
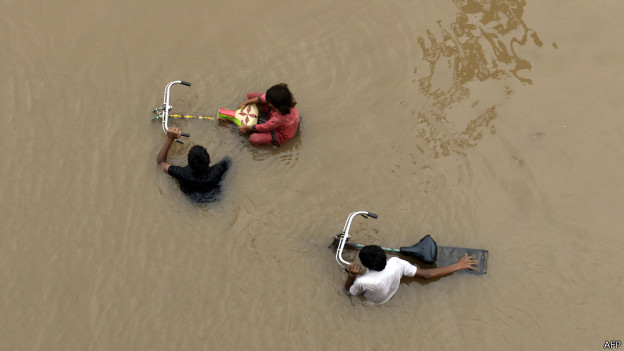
[
  {"xmin": 335, "ymin": 211, "xmax": 378, "ymax": 268},
  {"xmin": 161, "ymin": 80, "xmax": 191, "ymax": 143}
]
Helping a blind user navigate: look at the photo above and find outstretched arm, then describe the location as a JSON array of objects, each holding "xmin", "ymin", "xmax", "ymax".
[
  {"xmin": 156, "ymin": 127, "xmax": 181, "ymax": 173},
  {"xmin": 414, "ymin": 255, "xmax": 477, "ymax": 280}
]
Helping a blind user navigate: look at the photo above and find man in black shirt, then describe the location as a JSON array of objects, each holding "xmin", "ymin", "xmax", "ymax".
[{"xmin": 156, "ymin": 127, "xmax": 231, "ymax": 202}]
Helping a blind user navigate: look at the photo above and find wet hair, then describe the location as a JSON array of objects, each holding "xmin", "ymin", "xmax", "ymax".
[
  {"xmin": 359, "ymin": 245, "xmax": 387, "ymax": 271},
  {"xmin": 188, "ymin": 145, "xmax": 210, "ymax": 173},
  {"xmin": 265, "ymin": 83, "xmax": 296, "ymax": 115}
]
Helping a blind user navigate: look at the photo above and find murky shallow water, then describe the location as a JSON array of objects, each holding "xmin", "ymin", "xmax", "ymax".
[{"xmin": 2, "ymin": 0, "xmax": 624, "ymax": 349}]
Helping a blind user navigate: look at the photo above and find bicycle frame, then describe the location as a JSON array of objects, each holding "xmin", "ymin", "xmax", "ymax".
[{"xmin": 335, "ymin": 211, "xmax": 378, "ymax": 269}]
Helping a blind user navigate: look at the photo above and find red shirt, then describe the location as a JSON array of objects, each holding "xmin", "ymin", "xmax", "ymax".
[{"xmin": 254, "ymin": 94, "xmax": 299, "ymax": 145}]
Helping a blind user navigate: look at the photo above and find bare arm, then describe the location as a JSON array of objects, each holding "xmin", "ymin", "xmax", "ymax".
[
  {"xmin": 156, "ymin": 127, "xmax": 181, "ymax": 173},
  {"xmin": 344, "ymin": 262, "xmax": 365, "ymax": 293},
  {"xmin": 414, "ymin": 255, "xmax": 477, "ymax": 280},
  {"xmin": 238, "ymin": 97, "xmax": 260, "ymax": 110}
]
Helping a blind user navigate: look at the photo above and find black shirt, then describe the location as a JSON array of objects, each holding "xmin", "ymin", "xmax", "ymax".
[{"xmin": 167, "ymin": 156, "xmax": 231, "ymax": 203}]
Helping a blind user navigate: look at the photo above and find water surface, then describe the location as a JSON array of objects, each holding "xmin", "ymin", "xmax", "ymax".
[{"xmin": 2, "ymin": 0, "xmax": 623, "ymax": 349}]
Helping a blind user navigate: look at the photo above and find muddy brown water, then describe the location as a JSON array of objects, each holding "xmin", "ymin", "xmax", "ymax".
[{"xmin": 2, "ymin": 0, "xmax": 624, "ymax": 349}]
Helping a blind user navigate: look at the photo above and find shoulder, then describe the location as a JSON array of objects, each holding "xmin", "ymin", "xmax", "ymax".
[
  {"xmin": 272, "ymin": 108, "xmax": 298, "ymax": 124},
  {"xmin": 388, "ymin": 257, "xmax": 417, "ymax": 276},
  {"xmin": 167, "ymin": 165, "xmax": 181, "ymax": 176},
  {"xmin": 388, "ymin": 257, "xmax": 404, "ymax": 263},
  {"xmin": 218, "ymin": 156, "xmax": 232, "ymax": 165},
  {"xmin": 213, "ymin": 156, "xmax": 232, "ymax": 171},
  {"xmin": 168, "ymin": 165, "xmax": 190, "ymax": 179},
  {"xmin": 287, "ymin": 107, "xmax": 299, "ymax": 121}
]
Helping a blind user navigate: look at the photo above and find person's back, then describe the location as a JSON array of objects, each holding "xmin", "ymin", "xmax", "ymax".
[
  {"xmin": 167, "ymin": 156, "xmax": 231, "ymax": 202},
  {"xmin": 349, "ymin": 256, "xmax": 417, "ymax": 304},
  {"xmin": 345, "ymin": 245, "xmax": 477, "ymax": 304},
  {"xmin": 156, "ymin": 130, "xmax": 231, "ymax": 203},
  {"xmin": 266, "ymin": 105, "xmax": 299, "ymax": 144}
]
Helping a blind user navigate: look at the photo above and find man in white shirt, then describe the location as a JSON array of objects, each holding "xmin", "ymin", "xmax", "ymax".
[{"xmin": 345, "ymin": 245, "xmax": 478, "ymax": 304}]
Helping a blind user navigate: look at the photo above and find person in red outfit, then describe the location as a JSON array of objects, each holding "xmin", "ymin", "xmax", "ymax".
[{"xmin": 237, "ymin": 83, "xmax": 299, "ymax": 147}]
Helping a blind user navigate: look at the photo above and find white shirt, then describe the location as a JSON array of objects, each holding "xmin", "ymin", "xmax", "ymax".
[{"xmin": 348, "ymin": 257, "xmax": 418, "ymax": 304}]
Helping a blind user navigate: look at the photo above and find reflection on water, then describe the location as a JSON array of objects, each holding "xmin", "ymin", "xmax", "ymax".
[
  {"xmin": 418, "ymin": 0, "xmax": 543, "ymax": 87},
  {"xmin": 412, "ymin": 0, "xmax": 542, "ymax": 159}
]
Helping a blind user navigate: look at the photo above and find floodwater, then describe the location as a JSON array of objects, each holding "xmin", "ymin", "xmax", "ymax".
[{"xmin": 2, "ymin": 0, "xmax": 623, "ymax": 349}]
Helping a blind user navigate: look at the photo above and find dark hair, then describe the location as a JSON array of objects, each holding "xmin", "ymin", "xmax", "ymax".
[
  {"xmin": 188, "ymin": 145, "xmax": 210, "ymax": 173},
  {"xmin": 265, "ymin": 83, "xmax": 296, "ymax": 115},
  {"xmin": 359, "ymin": 245, "xmax": 387, "ymax": 271}
]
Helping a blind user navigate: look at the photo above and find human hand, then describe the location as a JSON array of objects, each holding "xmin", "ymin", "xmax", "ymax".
[
  {"xmin": 238, "ymin": 102, "xmax": 248, "ymax": 110},
  {"xmin": 348, "ymin": 262, "xmax": 365, "ymax": 276},
  {"xmin": 166, "ymin": 127, "xmax": 182, "ymax": 140},
  {"xmin": 238, "ymin": 124, "xmax": 252, "ymax": 133},
  {"xmin": 456, "ymin": 255, "xmax": 478, "ymax": 270}
]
